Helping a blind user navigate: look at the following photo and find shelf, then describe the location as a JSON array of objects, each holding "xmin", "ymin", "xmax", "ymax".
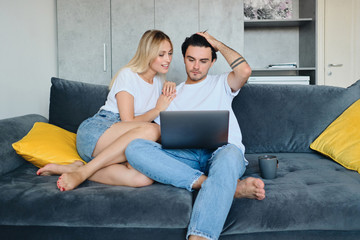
[
  {"xmin": 251, "ymin": 67, "xmax": 316, "ymax": 72},
  {"xmin": 244, "ymin": 18, "xmax": 313, "ymax": 28}
]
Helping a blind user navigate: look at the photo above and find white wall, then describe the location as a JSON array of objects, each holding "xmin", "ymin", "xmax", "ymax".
[{"xmin": 0, "ymin": 0, "xmax": 57, "ymax": 119}]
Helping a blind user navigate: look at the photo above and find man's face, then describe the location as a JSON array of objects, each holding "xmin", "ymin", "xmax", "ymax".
[{"xmin": 184, "ymin": 45, "xmax": 215, "ymax": 84}]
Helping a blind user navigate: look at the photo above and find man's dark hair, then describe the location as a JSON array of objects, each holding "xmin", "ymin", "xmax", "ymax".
[{"xmin": 181, "ymin": 34, "xmax": 217, "ymax": 61}]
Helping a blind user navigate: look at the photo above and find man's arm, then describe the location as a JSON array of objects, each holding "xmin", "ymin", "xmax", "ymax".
[{"xmin": 197, "ymin": 32, "xmax": 251, "ymax": 92}]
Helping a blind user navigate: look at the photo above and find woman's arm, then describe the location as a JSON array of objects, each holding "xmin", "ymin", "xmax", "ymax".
[{"xmin": 116, "ymin": 91, "xmax": 174, "ymax": 122}]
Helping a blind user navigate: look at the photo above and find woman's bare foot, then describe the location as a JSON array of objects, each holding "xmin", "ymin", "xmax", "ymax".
[
  {"xmin": 57, "ymin": 170, "xmax": 88, "ymax": 191},
  {"xmin": 234, "ymin": 177, "xmax": 265, "ymax": 200},
  {"xmin": 37, "ymin": 160, "xmax": 84, "ymax": 176}
]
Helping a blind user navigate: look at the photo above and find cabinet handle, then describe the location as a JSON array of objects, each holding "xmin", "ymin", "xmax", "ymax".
[
  {"xmin": 103, "ymin": 43, "xmax": 107, "ymax": 72},
  {"xmin": 328, "ymin": 63, "xmax": 343, "ymax": 67}
]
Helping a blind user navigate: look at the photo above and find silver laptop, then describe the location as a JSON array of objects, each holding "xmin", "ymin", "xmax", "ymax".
[{"xmin": 160, "ymin": 110, "xmax": 229, "ymax": 149}]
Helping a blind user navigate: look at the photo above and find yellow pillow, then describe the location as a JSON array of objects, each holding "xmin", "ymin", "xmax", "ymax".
[
  {"xmin": 310, "ymin": 99, "xmax": 360, "ymax": 173},
  {"xmin": 12, "ymin": 122, "xmax": 86, "ymax": 168}
]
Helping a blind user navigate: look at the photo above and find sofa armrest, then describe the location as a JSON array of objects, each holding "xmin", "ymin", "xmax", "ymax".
[{"xmin": 0, "ymin": 114, "xmax": 48, "ymax": 175}]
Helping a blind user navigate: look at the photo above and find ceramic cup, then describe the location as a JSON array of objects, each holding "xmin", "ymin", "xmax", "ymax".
[{"xmin": 258, "ymin": 155, "xmax": 279, "ymax": 179}]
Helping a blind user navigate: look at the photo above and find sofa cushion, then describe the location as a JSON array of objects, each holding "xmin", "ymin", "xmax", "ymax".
[
  {"xmin": 0, "ymin": 164, "xmax": 192, "ymax": 229},
  {"xmin": 12, "ymin": 122, "xmax": 86, "ymax": 168},
  {"xmin": 49, "ymin": 77, "xmax": 109, "ymax": 133},
  {"xmin": 310, "ymin": 99, "xmax": 360, "ymax": 173},
  {"xmin": 222, "ymin": 152, "xmax": 360, "ymax": 236},
  {"xmin": 233, "ymin": 80, "xmax": 360, "ymax": 153},
  {"xmin": 0, "ymin": 114, "xmax": 47, "ymax": 176}
]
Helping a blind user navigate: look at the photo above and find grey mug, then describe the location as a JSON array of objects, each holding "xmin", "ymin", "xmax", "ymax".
[{"xmin": 258, "ymin": 155, "xmax": 279, "ymax": 179}]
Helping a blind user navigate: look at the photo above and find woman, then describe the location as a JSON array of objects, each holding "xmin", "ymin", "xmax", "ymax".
[{"xmin": 38, "ymin": 30, "xmax": 176, "ymax": 191}]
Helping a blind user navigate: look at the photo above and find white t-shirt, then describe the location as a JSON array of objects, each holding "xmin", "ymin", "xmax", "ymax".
[
  {"xmin": 101, "ymin": 68, "xmax": 163, "ymax": 117},
  {"xmin": 155, "ymin": 73, "xmax": 245, "ymax": 154}
]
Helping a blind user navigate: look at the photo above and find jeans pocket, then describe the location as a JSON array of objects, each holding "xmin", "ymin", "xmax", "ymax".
[{"xmin": 98, "ymin": 110, "xmax": 120, "ymax": 122}]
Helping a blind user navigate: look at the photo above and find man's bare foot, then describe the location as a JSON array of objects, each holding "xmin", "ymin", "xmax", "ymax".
[
  {"xmin": 234, "ymin": 177, "xmax": 265, "ymax": 200},
  {"xmin": 57, "ymin": 170, "xmax": 87, "ymax": 191},
  {"xmin": 37, "ymin": 160, "xmax": 84, "ymax": 176}
]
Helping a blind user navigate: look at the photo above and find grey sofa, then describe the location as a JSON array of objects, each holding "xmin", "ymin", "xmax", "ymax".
[{"xmin": 1, "ymin": 77, "xmax": 359, "ymax": 240}]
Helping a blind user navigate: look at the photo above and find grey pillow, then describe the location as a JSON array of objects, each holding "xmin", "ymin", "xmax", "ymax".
[{"xmin": 49, "ymin": 77, "xmax": 109, "ymax": 133}]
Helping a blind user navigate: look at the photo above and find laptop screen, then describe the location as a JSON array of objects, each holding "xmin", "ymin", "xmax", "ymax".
[{"xmin": 160, "ymin": 110, "xmax": 229, "ymax": 149}]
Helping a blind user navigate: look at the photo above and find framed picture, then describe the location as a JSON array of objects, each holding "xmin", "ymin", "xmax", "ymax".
[{"xmin": 244, "ymin": 0, "xmax": 293, "ymax": 20}]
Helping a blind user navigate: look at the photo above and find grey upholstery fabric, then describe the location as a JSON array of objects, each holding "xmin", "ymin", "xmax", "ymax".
[
  {"xmin": 0, "ymin": 114, "xmax": 47, "ymax": 175},
  {"xmin": 1, "ymin": 77, "xmax": 359, "ymax": 240},
  {"xmin": 49, "ymin": 77, "xmax": 109, "ymax": 133},
  {"xmin": 223, "ymin": 153, "xmax": 360, "ymax": 236},
  {"xmin": 0, "ymin": 164, "xmax": 192, "ymax": 229},
  {"xmin": 233, "ymin": 80, "xmax": 360, "ymax": 153}
]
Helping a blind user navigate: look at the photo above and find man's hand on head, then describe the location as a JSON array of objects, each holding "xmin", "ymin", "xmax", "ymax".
[{"xmin": 196, "ymin": 31, "xmax": 221, "ymax": 52}]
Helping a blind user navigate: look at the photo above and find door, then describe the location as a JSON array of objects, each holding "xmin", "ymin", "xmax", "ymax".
[
  {"xmin": 57, "ymin": 0, "xmax": 111, "ymax": 85},
  {"xmin": 324, "ymin": 0, "xmax": 360, "ymax": 87}
]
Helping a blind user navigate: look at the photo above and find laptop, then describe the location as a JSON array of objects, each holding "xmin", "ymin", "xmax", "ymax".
[{"xmin": 160, "ymin": 110, "xmax": 229, "ymax": 149}]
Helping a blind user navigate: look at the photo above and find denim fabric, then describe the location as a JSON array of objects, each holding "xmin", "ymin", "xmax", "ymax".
[
  {"xmin": 76, "ymin": 110, "xmax": 120, "ymax": 162},
  {"xmin": 126, "ymin": 140, "xmax": 246, "ymax": 240}
]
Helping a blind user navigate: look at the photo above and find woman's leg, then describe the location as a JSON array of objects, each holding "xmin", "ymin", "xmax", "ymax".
[
  {"xmin": 37, "ymin": 160, "xmax": 84, "ymax": 176},
  {"xmin": 57, "ymin": 122, "xmax": 160, "ymax": 191},
  {"xmin": 37, "ymin": 121, "xmax": 152, "ymax": 176},
  {"xmin": 87, "ymin": 162, "xmax": 154, "ymax": 187}
]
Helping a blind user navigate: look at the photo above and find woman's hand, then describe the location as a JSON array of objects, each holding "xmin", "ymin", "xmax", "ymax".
[
  {"xmin": 162, "ymin": 81, "xmax": 176, "ymax": 97},
  {"xmin": 155, "ymin": 94, "xmax": 175, "ymax": 112}
]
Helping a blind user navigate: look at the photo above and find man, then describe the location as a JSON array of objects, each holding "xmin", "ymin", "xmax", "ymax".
[{"xmin": 126, "ymin": 32, "xmax": 265, "ymax": 240}]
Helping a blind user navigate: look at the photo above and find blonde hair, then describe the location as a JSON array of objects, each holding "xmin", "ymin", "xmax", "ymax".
[{"xmin": 109, "ymin": 30, "xmax": 172, "ymax": 89}]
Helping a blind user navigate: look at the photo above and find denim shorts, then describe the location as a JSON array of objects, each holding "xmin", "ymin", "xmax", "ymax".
[{"xmin": 76, "ymin": 110, "xmax": 120, "ymax": 162}]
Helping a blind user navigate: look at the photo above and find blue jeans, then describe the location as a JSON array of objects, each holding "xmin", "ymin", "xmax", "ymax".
[
  {"xmin": 77, "ymin": 110, "xmax": 120, "ymax": 162},
  {"xmin": 126, "ymin": 139, "xmax": 246, "ymax": 240}
]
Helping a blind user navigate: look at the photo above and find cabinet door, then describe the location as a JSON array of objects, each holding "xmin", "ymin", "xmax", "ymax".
[
  {"xmin": 57, "ymin": 0, "xmax": 111, "ymax": 85},
  {"xmin": 111, "ymin": 0, "xmax": 154, "ymax": 77},
  {"xmin": 154, "ymin": 0, "xmax": 244, "ymax": 84},
  {"xmin": 199, "ymin": 0, "xmax": 244, "ymax": 76},
  {"xmin": 155, "ymin": 0, "xmax": 198, "ymax": 84}
]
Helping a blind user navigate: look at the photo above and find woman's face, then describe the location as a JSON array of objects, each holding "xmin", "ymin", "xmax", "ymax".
[{"xmin": 149, "ymin": 40, "xmax": 173, "ymax": 74}]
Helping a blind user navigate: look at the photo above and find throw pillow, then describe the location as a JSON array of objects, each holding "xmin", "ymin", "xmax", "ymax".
[
  {"xmin": 12, "ymin": 122, "xmax": 86, "ymax": 168},
  {"xmin": 49, "ymin": 77, "xmax": 108, "ymax": 133},
  {"xmin": 310, "ymin": 99, "xmax": 360, "ymax": 173}
]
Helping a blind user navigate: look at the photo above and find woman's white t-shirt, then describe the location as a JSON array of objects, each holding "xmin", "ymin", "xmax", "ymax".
[
  {"xmin": 101, "ymin": 68, "xmax": 163, "ymax": 117},
  {"xmin": 155, "ymin": 72, "xmax": 245, "ymax": 153}
]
